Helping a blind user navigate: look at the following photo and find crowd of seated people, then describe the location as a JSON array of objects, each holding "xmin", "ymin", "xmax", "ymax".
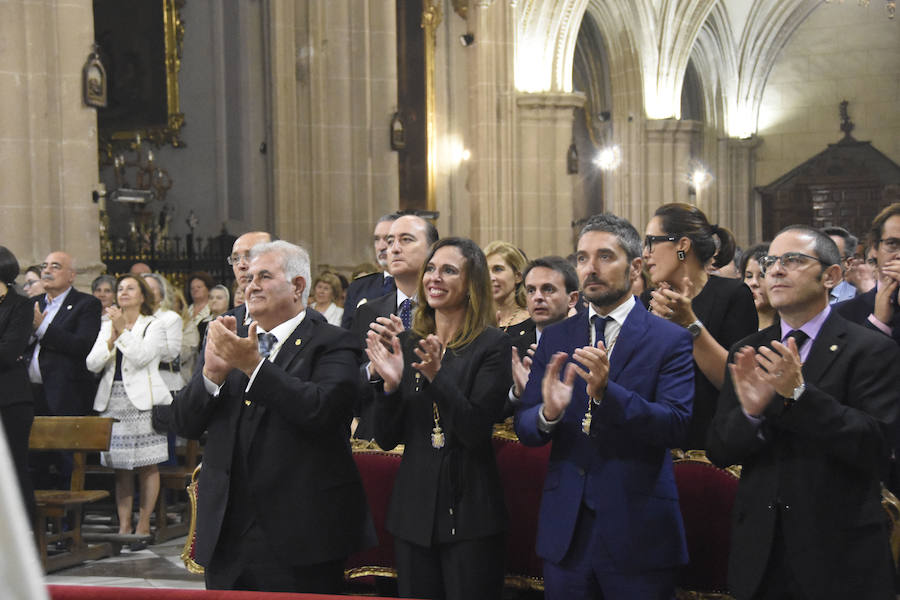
[{"xmin": 6, "ymin": 202, "xmax": 900, "ymax": 599}]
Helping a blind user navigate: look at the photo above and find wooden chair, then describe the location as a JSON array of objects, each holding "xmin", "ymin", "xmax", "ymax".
[
  {"xmin": 155, "ymin": 438, "xmax": 201, "ymax": 543},
  {"xmin": 29, "ymin": 416, "xmax": 116, "ymax": 572}
]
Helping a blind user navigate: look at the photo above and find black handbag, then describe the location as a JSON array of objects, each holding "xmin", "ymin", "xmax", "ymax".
[{"xmin": 151, "ymin": 403, "xmax": 172, "ymax": 435}]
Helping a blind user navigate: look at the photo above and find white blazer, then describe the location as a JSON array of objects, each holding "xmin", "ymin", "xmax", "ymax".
[
  {"xmin": 87, "ymin": 314, "xmax": 173, "ymax": 412},
  {"xmin": 154, "ymin": 308, "xmax": 184, "ymax": 392}
]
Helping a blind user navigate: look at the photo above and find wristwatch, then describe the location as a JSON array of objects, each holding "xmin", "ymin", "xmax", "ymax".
[
  {"xmin": 686, "ymin": 320, "xmax": 704, "ymax": 339},
  {"xmin": 791, "ymin": 382, "xmax": 806, "ymax": 402}
]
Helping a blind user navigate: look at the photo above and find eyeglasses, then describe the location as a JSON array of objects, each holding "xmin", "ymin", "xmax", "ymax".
[
  {"xmin": 643, "ymin": 235, "xmax": 679, "ymax": 252},
  {"xmin": 867, "ymin": 257, "xmax": 878, "ymax": 267},
  {"xmin": 23, "ymin": 280, "xmax": 38, "ymax": 288},
  {"xmin": 39, "ymin": 262, "xmax": 64, "ymax": 271},
  {"xmin": 226, "ymin": 253, "xmax": 251, "ymax": 266},
  {"xmin": 759, "ymin": 252, "xmax": 829, "ymax": 275},
  {"xmin": 878, "ymin": 238, "xmax": 900, "ymax": 253}
]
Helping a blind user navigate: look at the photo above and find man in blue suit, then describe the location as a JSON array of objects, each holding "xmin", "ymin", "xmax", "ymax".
[{"xmin": 515, "ymin": 213, "xmax": 694, "ymax": 599}]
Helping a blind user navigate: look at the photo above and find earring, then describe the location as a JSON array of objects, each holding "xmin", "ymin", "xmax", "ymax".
[{"xmin": 677, "ymin": 250, "xmax": 686, "ymax": 261}]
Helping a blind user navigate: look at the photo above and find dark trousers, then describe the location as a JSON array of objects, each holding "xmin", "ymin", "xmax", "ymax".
[
  {"xmin": 205, "ymin": 520, "xmax": 346, "ymax": 593},
  {"xmin": 29, "ymin": 383, "xmax": 73, "ymax": 490},
  {"xmin": 543, "ymin": 504, "xmax": 677, "ymax": 600},
  {"xmin": 394, "ymin": 533, "xmax": 505, "ymax": 600},
  {"xmin": 749, "ymin": 512, "xmax": 808, "ymax": 600},
  {"xmin": 1, "ymin": 402, "xmax": 35, "ymax": 523}
]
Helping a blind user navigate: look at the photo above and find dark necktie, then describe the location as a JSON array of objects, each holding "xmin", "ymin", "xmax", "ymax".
[
  {"xmin": 592, "ymin": 315, "xmax": 613, "ymax": 347},
  {"xmin": 399, "ymin": 298, "xmax": 414, "ymax": 329},
  {"xmin": 382, "ymin": 275, "xmax": 395, "ymax": 295},
  {"xmin": 257, "ymin": 332, "xmax": 277, "ymax": 358},
  {"xmin": 784, "ymin": 329, "xmax": 809, "ymax": 353}
]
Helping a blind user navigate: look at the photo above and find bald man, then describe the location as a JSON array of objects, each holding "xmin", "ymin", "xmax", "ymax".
[{"xmin": 28, "ymin": 251, "xmax": 102, "ymax": 416}]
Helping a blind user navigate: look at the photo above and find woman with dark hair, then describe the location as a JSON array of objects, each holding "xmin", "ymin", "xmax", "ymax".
[
  {"xmin": 642, "ymin": 203, "xmax": 757, "ymax": 449},
  {"xmin": 22, "ymin": 265, "xmax": 44, "ymax": 298},
  {"xmin": 91, "ymin": 274, "xmax": 118, "ymax": 314},
  {"xmin": 366, "ymin": 237, "xmax": 511, "ymax": 599},
  {"xmin": 0, "ymin": 247, "xmax": 36, "ymax": 520},
  {"xmin": 484, "ymin": 240, "xmax": 534, "ymax": 356},
  {"xmin": 740, "ymin": 242, "xmax": 776, "ymax": 330},
  {"xmin": 182, "ymin": 271, "xmax": 214, "ymax": 384},
  {"xmin": 87, "ymin": 274, "xmax": 171, "ymax": 540}
]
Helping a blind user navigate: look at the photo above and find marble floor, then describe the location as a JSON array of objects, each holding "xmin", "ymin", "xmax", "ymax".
[{"xmin": 44, "ymin": 535, "xmax": 206, "ymax": 589}]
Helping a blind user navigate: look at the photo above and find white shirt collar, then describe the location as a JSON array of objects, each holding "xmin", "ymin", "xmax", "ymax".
[
  {"xmin": 588, "ymin": 294, "xmax": 636, "ymax": 325},
  {"xmin": 396, "ymin": 289, "xmax": 416, "ymax": 310},
  {"xmin": 257, "ymin": 309, "xmax": 306, "ymax": 360}
]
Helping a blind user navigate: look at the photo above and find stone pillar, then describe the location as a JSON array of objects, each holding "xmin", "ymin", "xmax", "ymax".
[
  {"xmin": 515, "ymin": 92, "xmax": 585, "ymax": 258},
  {"xmin": 268, "ymin": 1, "xmax": 398, "ymax": 271},
  {"xmin": 0, "ymin": 0, "xmax": 101, "ymax": 287},
  {"xmin": 715, "ymin": 135, "xmax": 761, "ymax": 246},
  {"xmin": 644, "ymin": 119, "xmax": 702, "ymax": 213}
]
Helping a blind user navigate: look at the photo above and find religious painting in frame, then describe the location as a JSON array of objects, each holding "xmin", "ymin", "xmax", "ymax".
[{"xmin": 93, "ymin": 0, "xmax": 185, "ymax": 148}]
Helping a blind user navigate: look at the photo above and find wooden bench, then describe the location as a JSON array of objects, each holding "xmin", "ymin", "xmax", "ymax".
[
  {"xmin": 155, "ymin": 438, "xmax": 202, "ymax": 543},
  {"xmin": 29, "ymin": 416, "xmax": 116, "ymax": 572}
]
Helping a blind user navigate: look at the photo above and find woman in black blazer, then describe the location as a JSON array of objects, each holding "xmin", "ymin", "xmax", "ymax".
[
  {"xmin": 367, "ymin": 237, "xmax": 511, "ymax": 600},
  {"xmin": 0, "ymin": 246, "xmax": 36, "ymax": 520}
]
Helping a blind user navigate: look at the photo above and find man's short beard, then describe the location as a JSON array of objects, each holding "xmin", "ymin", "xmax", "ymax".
[{"xmin": 582, "ymin": 281, "xmax": 630, "ymax": 310}]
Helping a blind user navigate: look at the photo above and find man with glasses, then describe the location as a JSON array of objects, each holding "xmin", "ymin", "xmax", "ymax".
[
  {"xmin": 708, "ymin": 225, "xmax": 899, "ymax": 600},
  {"xmin": 822, "ymin": 226, "xmax": 858, "ymax": 303},
  {"xmin": 226, "ymin": 231, "xmax": 274, "ymax": 336},
  {"xmin": 27, "ymin": 251, "xmax": 102, "ymax": 417},
  {"xmin": 836, "ymin": 203, "xmax": 900, "ymax": 347}
]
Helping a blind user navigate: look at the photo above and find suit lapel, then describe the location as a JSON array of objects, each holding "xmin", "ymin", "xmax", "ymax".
[
  {"xmin": 608, "ymin": 305, "xmax": 646, "ymax": 381},
  {"xmin": 801, "ymin": 313, "xmax": 845, "ymax": 385},
  {"xmin": 271, "ymin": 313, "xmax": 316, "ymax": 371}
]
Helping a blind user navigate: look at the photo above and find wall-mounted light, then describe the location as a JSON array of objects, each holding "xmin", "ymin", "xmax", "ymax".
[
  {"xmin": 593, "ymin": 146, "xmax": 621, "ymax": 171},
  {"xmin": 390, "ymin": 111, "xmax": 405, "ymax": 151},
  {"xmin": 567, "ymin": 143, "xmax": 579, "ymax": 174},
  {"xmin": 459, "ymin": 33, "xmax": 475, "ymax": 47}
]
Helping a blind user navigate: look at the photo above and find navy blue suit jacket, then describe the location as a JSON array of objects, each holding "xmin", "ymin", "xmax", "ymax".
[
  {"xmin": 514, "ymin": 301, "xmax": 694, "ymax": 571},
  {"xmin": 31, "ymin": 289, "xmax": 102, "ymax": 415},
  {"xmin": 341, "ymin": 272, "xmax": 394, "ymax": 330},
  {"xmin": 834, "ymin": 287, "xmax": 900, "ymax": 346}
]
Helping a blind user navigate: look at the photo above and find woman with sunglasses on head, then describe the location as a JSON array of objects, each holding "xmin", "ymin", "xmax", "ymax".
[
  {"xmin": 366, "ymin": 237, "xmax": 511, "ymax": 600},
  {"xmin": 741, "ymin": 242, "xmax": 777, "ymax": 330},
  {"xmin": 642, "ymin": 203, "xmax": 757, "ymax": 450}
]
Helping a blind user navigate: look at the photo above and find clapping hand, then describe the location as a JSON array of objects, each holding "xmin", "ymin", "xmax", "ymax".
[
  {"xmin": 540, "ymin": 352, "xmax": 577, "ymax": 422},
  {"xmin": 366, "ymin": 330, "xmax": 403, "ymax": 393}
]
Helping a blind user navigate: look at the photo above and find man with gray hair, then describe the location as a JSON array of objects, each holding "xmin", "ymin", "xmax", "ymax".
[{"xmin": 172, "ymin": 240, "xmax": 371, "ymax": 593}]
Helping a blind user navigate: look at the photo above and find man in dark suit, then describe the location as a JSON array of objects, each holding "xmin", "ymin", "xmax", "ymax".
[
  {"xmin": 28, "ymin": 251, "xmax": 102, "ymax": 416},
  {"xmin": 707, "ymin": 225, "xmax": 899, "ymax": 600},
  {"xmin": 341, "ymin": 213, "xmax": 399, "ymax": 329},
  {"xmin": 835, "ymin": 202, "xmax": 900, "ymax": 346},
  {"xmin": 515, "ymin": 214, "xmax": 695, "ymax": 600},
  {"xmin": 171, "ymin": 240, "xmax": 370, "ymax": 593},
  {"xmin": 351, "ymin": 214, "xmax": 438, "ymax": 440}
]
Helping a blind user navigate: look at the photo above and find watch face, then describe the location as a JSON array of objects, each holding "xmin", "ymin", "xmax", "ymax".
[{"xmin": 688, "ymin": 322, "xmax": 701, "ymax": 337}]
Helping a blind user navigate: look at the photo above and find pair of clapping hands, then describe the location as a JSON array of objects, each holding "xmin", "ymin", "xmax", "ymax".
[
  {"xmin": 365, "ymin": 314, "xmax": 443, "ymax": 394},
  {"xmin": 201, "ymin": 316, "xmax": 267, "ymax": 386}
]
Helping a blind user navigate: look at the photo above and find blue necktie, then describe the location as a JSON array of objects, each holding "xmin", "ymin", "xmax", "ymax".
[
  {"xmin": 257, "ymin": 332, "xmax": 277, "ymax": 358},
  {"xmin": 592, "ymin": 315, "xmax": 613, "ymax": 347},
  {"xmin": 399, "ymin": 299, "xmax": 414, "ymax": 329},
  {"xmin": 382, "ymin": 275, "xmax": 395, "ymax": 295}
]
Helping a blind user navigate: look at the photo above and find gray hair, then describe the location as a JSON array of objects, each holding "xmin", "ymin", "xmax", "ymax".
[
  {"xmin": 142, "ymin": 272, "xmax": 175, "ymax": 311},
  {"xmin": 250, "ymin": 240, "xmax": 312, "ymax": 305},
  {"xmin": 211, "ymin": 284, "xmax": 231, "ymax": 304},
  {"xmin": 91, "ymin": 274, "xmax": 117, "ymax": 293},
  {"xmin": 578, "ymin": 213, "xmax": 643, "ymax": 261}
]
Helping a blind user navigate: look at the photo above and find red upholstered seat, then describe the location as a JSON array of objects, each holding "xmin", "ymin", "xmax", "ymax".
[
  {"xmin": 345, "ymin": 448, "xmax": 403, "ymax": 579},
  {"xmin": 672, "ymin": 452, "xmax": 739, "ymax": 596},
  {"xmin": 492, "ymin": 434, "xmax": 551, "ymax": 588}
]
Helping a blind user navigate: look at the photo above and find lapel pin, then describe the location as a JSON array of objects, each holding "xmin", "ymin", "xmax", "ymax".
[
  {"xmin": 295, "ymin": 339, "xmax": 302, "ymax": 346},
  {"xmin": 829, "ymin": 344, "xmax": 838, "ymax": 352},
  {"xmin": 67, "ymin": 305, "xmax": 73, "ymax": 310},
  {"xmin": 244, "ymin": 399, "xmax": 251, "ymax": 406},
  {"xmin": 357, "ymin": 298, "xmax": 368, "ymax": 308}
]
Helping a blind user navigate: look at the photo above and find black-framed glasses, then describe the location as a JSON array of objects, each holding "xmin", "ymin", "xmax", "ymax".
[
  {"xmin": 878, "ymin": 238, "xmax": 900, "ymax": 252},
  {"xmin": 226, "ymin": 253, "xmax": 251, "ymax": 266},
  {"xmin": 759, "ymin": 252, "xmax": 829, "ymax": 275},
  {"xmin": 643, "ymin": 235, "xmax": 679, "ymax": 252}
]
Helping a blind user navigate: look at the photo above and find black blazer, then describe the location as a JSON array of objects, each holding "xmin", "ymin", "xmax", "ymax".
[
  {"xmin": 351, "ymin": 291, "xmax": 396, "ymax": 441},
  {"xmin": 0, "ymin": 289, "xmax": 34, "ymax": 408},
  {"xmin": 373, "ymin": 327, "xmax": 511, "ymax": 547},
  {"xmin": 31, "ymin": 289, "xmax": 102, "ymax": 415},
  {"xmin": 171, "ymin": 311, "xmax": 370, "ymax": 567},
  {"xmin": 834, "ymin": 287, "xmax": 900, "ymax": 346},
  {"xmin": 342, "ymin": 272, "xmax": 394, "ymax": 329},
  {"xmin": 707, "ymin": 312, "xmax": 899, "ymax": 600}
]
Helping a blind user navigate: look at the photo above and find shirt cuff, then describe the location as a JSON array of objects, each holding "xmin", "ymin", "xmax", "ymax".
[
  {"xmin": 537, "ymin": 406, "xmax": 562, "ymax": 434},
  {"xmin": 741, "ymin": 407, "xmax": 767, "ymax": 441},
  {"xmin": 868, "ymin": 313, "xmax": 893, "ymax": 335},
  {"xmin": 508, "ymin": 386, "xmax": 520, "ymax": 405},
  {"xmin": 202, "ymin": 373, "xmax": 225, "ymax": 397}
]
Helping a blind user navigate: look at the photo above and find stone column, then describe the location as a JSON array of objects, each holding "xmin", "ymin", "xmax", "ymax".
[
  {"xmin": 268, "ymin": 1, "xmax": 398, "ymax": 271},
  {"xmin": 643, "ymin": 119, "xmax": 702, "ymax": 212},
  {"xmin": 515, "ymin": 92, "xmax": 585, "ymax": 258},
  {"xmin": 0, "ymin": 0, "xmax": 101, "ymax": 286},
  {"xmin": 715, "ymin": 136, "xmax": 761, "ymax": 246}
]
